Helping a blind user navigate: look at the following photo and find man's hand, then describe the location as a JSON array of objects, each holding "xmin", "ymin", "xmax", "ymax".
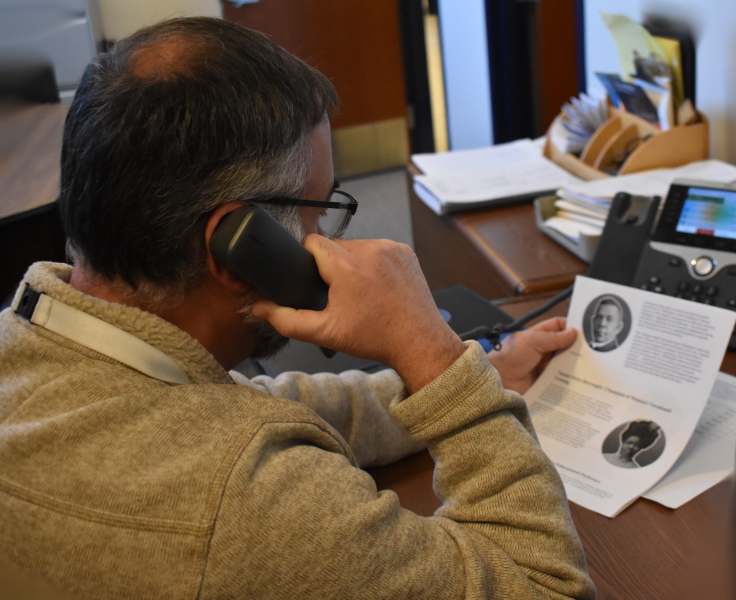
[
  {"xmin": 488, "ymin": 317, "xmax": 576, "ymax": 395},
  {"xmin": 252, "ymin": 235, "xmax": 466, "ymax": 394}
]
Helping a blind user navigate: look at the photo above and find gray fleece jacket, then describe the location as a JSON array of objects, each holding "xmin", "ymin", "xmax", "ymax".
[{"xmin": 0, "ymin": 263, "xmax": 594, "ymax": 600}]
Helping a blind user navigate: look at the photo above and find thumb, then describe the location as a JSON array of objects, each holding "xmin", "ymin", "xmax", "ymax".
[{"xmin": 529, "ymin": 326, "xmax": 578, "ymax": 354}]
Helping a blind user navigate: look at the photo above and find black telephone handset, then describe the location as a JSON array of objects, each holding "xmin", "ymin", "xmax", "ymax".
[
  {"xmin": 587, "ymin": 179, "xmax": 736, "ymax": 349},
  {"xmin": 210, "ymin": 206, "xmax": 335, "ymax": 357},
  {"xmin": 586, "ymin": 191, "xmax": 660, "ymax": 286}
]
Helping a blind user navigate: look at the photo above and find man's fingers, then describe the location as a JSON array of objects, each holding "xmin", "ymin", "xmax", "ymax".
[
  {"xmin": 303, "ymin": 234, "xmax": 345, "ymax": 286},
  {"xmin": 252, "ymin": 300, "xmax": 325, "ymax": 341},
  {"xmin": 251, "ymin": 298, "xmax": 274, "ymax": 316},
  {"xmin": 529, "ymin": 316, "xmax": 568, "ymax": 333}
]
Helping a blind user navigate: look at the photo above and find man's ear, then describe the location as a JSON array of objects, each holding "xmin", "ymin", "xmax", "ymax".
[{"xmin": 205, "ymin": 201, "xmax": 251, "ymax": 293}]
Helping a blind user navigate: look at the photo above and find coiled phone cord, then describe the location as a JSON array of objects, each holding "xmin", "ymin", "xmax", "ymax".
[{"xmin": 459, "ymin": 284, "xmax": 574, "ymax": 351}]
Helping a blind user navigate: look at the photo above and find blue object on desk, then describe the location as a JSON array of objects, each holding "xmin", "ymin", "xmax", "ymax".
[{"xmin": 477, "ymin": 333, "xmax": 511, "ymax": 352}]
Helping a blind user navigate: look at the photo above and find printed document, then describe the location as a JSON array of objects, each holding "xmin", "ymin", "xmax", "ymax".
[
  {"xmin": 524, "ymin": 276, "xmax": 736, "ymax": 517},
  {"xmin": 564, "ymin": 160, "xmax": 736, "ymax": 201},
  {"xmin": 411, "ymin": 138, "xmax": 542, "ymax": 178},
  {"xmin": 411, "ymin": 139, "xmax": 580, "ymax": 215},
  {"xmin": 643, "ymin": 371, "xmax": 736, "ymax": 508}
]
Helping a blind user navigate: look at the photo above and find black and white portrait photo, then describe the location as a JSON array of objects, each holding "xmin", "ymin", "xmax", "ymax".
[
  {"xmin": 602, "ymin": 420, "xmax": 665, "ymax": 469},
  {"xmin": 582, "ymin": 294, "xmax": 632, "ymax": 352}
]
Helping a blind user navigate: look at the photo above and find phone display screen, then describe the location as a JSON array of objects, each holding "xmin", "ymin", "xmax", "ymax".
[{"xmin": 675, "ymin": 187, "xmax": 736, "ymax": 240}]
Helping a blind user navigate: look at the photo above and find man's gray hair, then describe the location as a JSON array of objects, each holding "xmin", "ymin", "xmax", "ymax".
[{"xmin": 60, "ymin": 17, "xmax": 338, "ymax": 306}]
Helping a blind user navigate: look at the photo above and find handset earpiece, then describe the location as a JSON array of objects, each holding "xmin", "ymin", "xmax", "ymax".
[{"xmin": 210, "ymin": 206, "xmax": 335, "ymax": 357}]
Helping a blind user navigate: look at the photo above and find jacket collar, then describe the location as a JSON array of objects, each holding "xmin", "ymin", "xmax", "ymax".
[{"xmin": 18, "ymin": 263, "xmax": 233, "ymax": 385}]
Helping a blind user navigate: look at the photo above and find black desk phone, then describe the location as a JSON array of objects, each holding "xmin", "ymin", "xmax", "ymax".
[{"xmin": 588, "ymin": 178, "xmax": 736, "ymax": 348}]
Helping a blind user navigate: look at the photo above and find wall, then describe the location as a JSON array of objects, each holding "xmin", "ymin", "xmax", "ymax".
[
  {"xmin": 437, "ymin": 0, "xmax": 493, "ymax": 150},
  {"xmin": 96, "ymin": 0, "xmax": 222, "ymax": 41},
  {"xmin": 584, "ymin": 0, "xmax": 736, "ymax": 164}
]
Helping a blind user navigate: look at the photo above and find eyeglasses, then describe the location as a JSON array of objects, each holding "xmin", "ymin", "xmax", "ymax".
[{"xmin": 254, "ymin": 189, "xmax": 359, "ymax": 239}]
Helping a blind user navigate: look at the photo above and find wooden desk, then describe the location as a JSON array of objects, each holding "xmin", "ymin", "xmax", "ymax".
[
  {"xmin": 0, "ymin": 104, "xmax": 68, "ymax": 301},
  {"xmin": 367, "ymin": 295, "xmax": 735, "ymax": 600},
  {"xmin": 0, "ymin": 103, "xmax": 67, "ymax": 221},
  {"xmin": 407, "ymin": 165, "xmax": 587, "ymax": 299}
]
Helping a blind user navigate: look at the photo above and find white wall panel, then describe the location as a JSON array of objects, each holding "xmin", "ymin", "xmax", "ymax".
[
  {"xmin": 437, "ymin": 0, "xmax": 493, "ymax": 150},
  {"xmin": 96, "ymin": 0, "xmax": 222, "ymax": 41}
]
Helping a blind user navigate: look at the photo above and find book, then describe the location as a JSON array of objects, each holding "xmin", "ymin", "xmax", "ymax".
[
  {"xmin": 606, "ymin": 78, "xmax": 660, "ymax": 125},
  {"xmin": 595, "ymin": 73, "xmax": 623, "ymax": 107}
]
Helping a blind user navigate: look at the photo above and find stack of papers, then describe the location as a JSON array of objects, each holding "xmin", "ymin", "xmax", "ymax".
[
  {"xmin": 525, "ymin": 276, "xmax": 736, "ymax": 517},
  {"xmin": 543, "ymin": 190, "xmax": 609, "ymax": 243},
  {"xmin": 563, "ymin": 159, "xmax": 736, "ymax": 199},
  {"xmin": 412, "ymin": 139, "xmax": 581, "ymax": 216},
  {"xmin": 544, "ymin": 160, "xmax": 736, "ymax": 244}
]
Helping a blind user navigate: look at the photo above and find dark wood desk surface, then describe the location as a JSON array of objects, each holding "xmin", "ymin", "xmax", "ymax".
[
  {"xmin": 0, "ymin": 104, "xmax": 68, "ymax": 302},
  {"xmin": 0, "ymin": 103, "xmax": 67, "ymax": 223},
  {"xmin": 368, "ymin": 296, "xmax": 735, "ymax": 600},
  {"xmin": 407, "ymin": 165, "xmax": 587, "ymax": 300}
]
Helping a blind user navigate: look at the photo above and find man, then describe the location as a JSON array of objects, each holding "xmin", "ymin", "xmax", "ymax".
[
  {"xmin": 0, "ymin": 18, "xmax": 595, "ymax": 599},
  {"xmin": 588, "ymin": 296, "xmax": 626, "ymax": 352}
]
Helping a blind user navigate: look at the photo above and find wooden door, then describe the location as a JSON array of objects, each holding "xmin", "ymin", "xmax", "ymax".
[{"xmin": 223, "ymin": 0, "xmax": 410, "ymax": 177}]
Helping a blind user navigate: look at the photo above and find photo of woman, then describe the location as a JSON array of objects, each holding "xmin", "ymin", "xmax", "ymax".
[{"xmin": 602, "ymin": 420, "xmax": 665, "ymax": 469}]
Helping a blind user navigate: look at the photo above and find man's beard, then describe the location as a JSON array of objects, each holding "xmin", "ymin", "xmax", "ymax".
[
  {"xmin": 240, "ymin": 299, "xmax": 291, "ymax": 360},
  {"xmin": 238, "ymin": 205, "xmax": 306, "ymax": 361}
]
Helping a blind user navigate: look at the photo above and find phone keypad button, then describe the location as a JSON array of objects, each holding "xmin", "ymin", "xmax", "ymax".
[
  {"xmin": 692, "ymin": 283, "xmax": 704, "ymax": 294},
  {"xmin": 653, "ymin": 285, "xmax": 665, "ymax": 294},
  {"xmin": 677, "ymin": 281, "xmax": 691, "ymax": 292},
  {"xmin": 727, "ymin": 299, "xmax": 736, "ymax": 309},
  {"xmin": 704, "ymin": 298, "xmax": 716, "ymax": 306},
  {"xmin": 706, "ymin": 285, "xmax": 719, "ymax": 297},
  {"xmin": 668, "ymin": 257, "xmax": 682, "ymax": 267},
  {"xmin": 648, "ymin": 276, "xmax": 661, "ymax": 285}
]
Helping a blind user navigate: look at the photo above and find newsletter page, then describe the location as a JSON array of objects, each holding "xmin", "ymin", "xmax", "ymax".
[
  {"xmin": 524, "ymin": 276, "xmax": 736, "ymax": 517},
  {"xmin": 643, "ymin": 371, "xmax": 736, "ymax": 508}
]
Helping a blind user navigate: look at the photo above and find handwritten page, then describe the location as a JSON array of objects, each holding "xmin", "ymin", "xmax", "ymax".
[
  {"xmin": 524, "ymin": 276, "xmax": 736, "ymax": 517},
  {"xmin": 643, "ymin": 371, "xmax": 736, "ymax": 508}
]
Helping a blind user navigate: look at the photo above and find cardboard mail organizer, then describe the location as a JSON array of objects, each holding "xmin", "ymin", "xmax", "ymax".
[{"xmin": 535, "ymin": 106, "xmax": 709, "ymax": 262}]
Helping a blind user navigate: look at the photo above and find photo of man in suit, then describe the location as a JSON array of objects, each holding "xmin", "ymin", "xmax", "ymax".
[{"xmin": 586, "ymin": 295, "xmax": 629, "ymax": 352}]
